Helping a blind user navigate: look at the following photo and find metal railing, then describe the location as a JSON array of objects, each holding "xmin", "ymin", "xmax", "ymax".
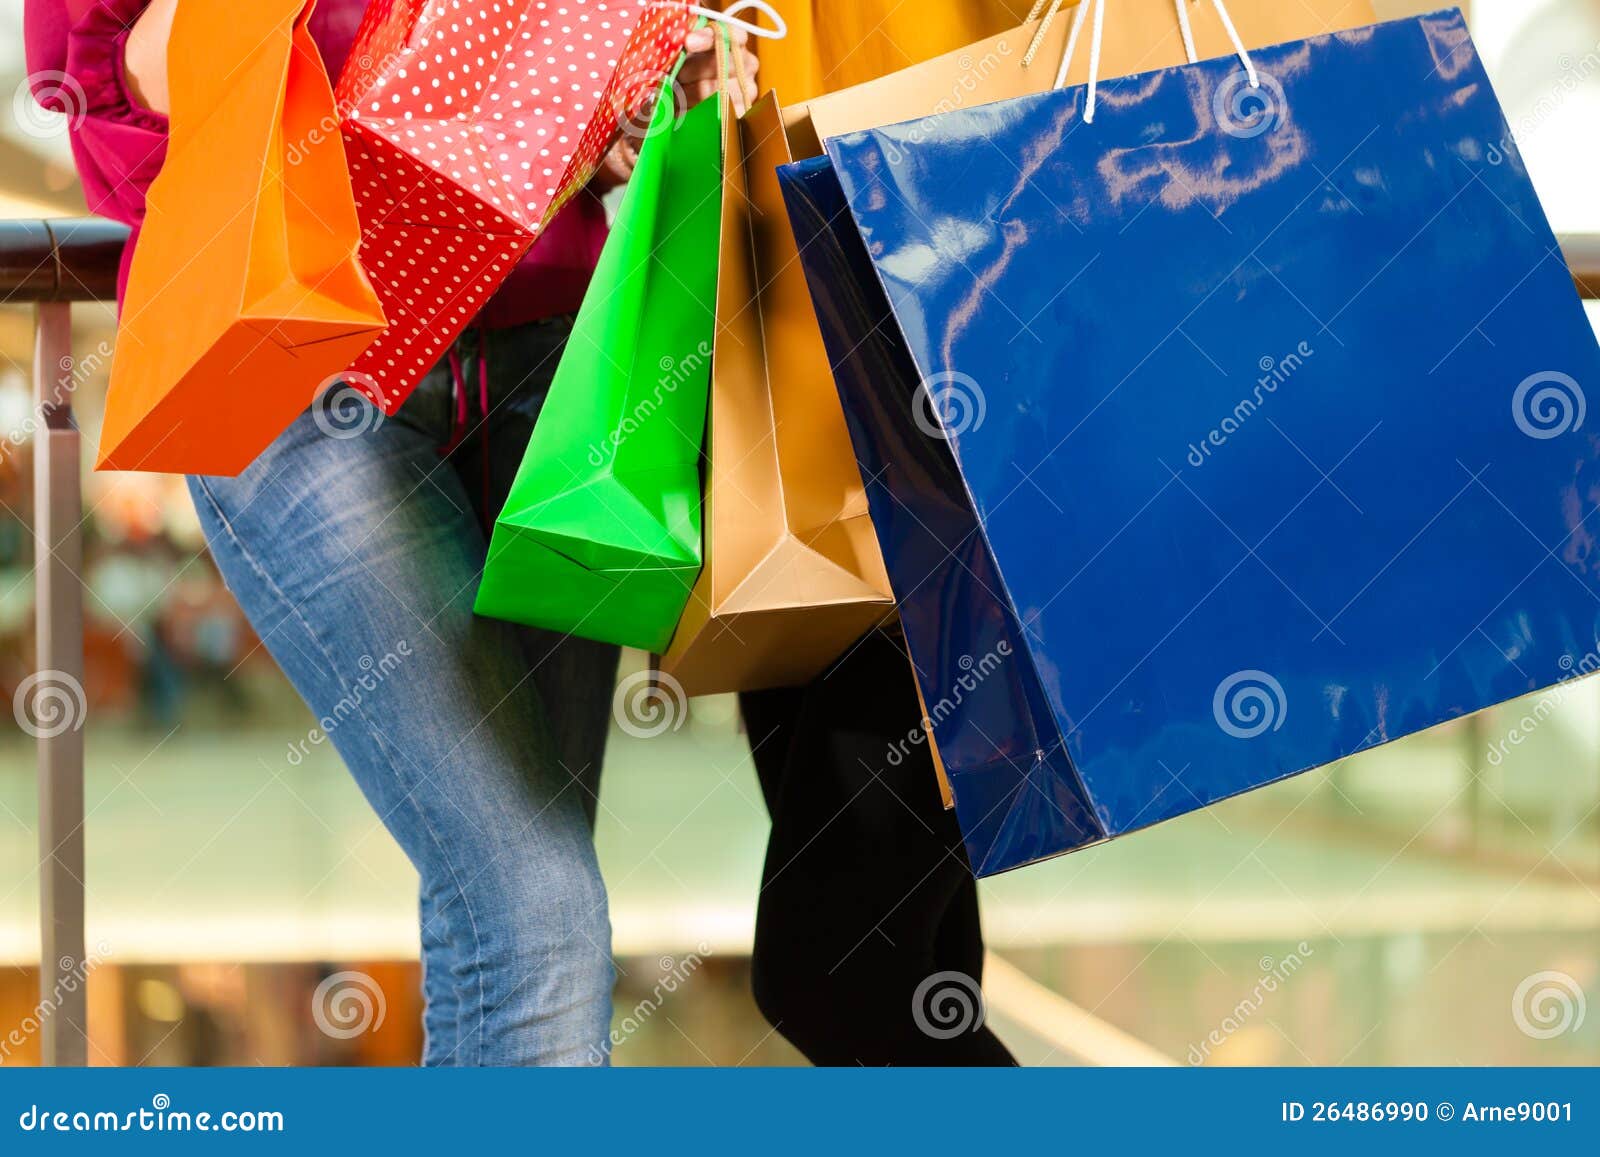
[
  {"xmin": 1, "ymin": 217, "xmax": 1598, "ymax": 1067},
  {"xmin": 4, "ymin": 216, "xmax": 128, "ymax": 1067}
]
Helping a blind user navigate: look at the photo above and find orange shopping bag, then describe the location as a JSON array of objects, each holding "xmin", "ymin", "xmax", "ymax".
[{"xmin": 101, "ymin": 0, "xmax": 385, "ymax": 476}]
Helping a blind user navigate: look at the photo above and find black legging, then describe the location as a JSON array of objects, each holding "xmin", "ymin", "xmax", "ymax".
[{"xmin": 739, "ymin": 629, "xmax": 1016, "ymax": 1066}]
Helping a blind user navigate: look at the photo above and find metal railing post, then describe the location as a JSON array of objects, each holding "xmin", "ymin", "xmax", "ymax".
[
  {"xmin": 32, "ymin": 301, "xmax": 88, "ymax": 1067},
  {"xmin": 2, "ymin": 216, "xmax": 124, "ymax": 1069}
]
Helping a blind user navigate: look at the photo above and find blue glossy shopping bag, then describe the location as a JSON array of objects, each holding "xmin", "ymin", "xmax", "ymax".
[{"xmin": 780, "ymin": 9, "xmax": 1600, "ymax": 876}]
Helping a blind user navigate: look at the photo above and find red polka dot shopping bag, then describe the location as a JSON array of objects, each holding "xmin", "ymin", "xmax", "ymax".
[{"xmin": 334, "ymin": 0, "xmax": 700, "ymax": 412}]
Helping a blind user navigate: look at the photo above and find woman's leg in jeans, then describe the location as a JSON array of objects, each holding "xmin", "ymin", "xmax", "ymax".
[
  {"xmin": 465, "ymin": 322, "xmax": 621, "ymax": 835},
  {"xmin": 187, "ymin": 355, "xmax": 618, "ymax": 1065},
  {"xmin": 741, "ymin": 631, "xmax": 1015, "ymax": 1065}
]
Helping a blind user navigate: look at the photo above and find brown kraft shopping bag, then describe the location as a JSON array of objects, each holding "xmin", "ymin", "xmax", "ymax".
[
  {"xmin": 657, "ymin": 92, "xmax": 896, "ymax": 697},
  {"xmin": 785, "ymin": 0, "xmax": 1377, "ymax": 154}
]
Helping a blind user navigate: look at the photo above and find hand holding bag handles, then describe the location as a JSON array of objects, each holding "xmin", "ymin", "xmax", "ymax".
[{"xmin": 680, "ymin": 0, "xmax": 788, "ymax": 39}]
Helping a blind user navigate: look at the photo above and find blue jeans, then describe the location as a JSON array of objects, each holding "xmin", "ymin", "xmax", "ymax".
[{"xmin": 187, "ymin": 318, "xmax": 621, "ymax": 1065}]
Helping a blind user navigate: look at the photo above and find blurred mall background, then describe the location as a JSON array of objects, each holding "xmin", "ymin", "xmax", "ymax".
[{"xmin": 1, "ymin": 0, "xmax": 1598, "ymax": 1066}]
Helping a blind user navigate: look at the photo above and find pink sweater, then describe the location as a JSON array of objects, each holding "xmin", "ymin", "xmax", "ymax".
[{"xmin": 23, "ymin": 0, "xmax": 610, "ymax": 328}]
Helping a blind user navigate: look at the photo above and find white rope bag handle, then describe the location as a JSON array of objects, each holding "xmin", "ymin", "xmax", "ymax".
[
  {"xmin": 1025, "ymin": 0, "xmax": 1259, "ymax": 123},
  {"xmin": 677, "ymin": 1, "xmax": 789, "ymax": 39},
  {"xmin": 1174, "ymin": 0, "xmax": 1259, "ymax": 86}
]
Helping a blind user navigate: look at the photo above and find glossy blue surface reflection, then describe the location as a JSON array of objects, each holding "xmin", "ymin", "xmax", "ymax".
[{"xmin": 782, "ymin": 11, "xmax": 1600, "ymax": 875}]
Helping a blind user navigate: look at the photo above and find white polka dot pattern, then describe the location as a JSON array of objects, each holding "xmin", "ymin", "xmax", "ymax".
[{"xmin": 335, "ymin": 0, "xmax": 697, "ymax": 412}]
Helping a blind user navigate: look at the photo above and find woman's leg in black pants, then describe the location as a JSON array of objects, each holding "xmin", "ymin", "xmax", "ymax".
[{"xmin": 739, "ymin": 631, "xmax": 1015, "ymax": 1065}]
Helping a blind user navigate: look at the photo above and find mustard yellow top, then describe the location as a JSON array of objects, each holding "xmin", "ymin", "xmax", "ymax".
[{"xmin": 752, "ymin": 1, "xmax": 1031, "ymax": 102}]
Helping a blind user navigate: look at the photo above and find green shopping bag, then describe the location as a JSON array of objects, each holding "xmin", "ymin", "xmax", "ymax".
[{"xmin": 475, "ymin": 79, "xmax": 724, "ymax": 651}]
